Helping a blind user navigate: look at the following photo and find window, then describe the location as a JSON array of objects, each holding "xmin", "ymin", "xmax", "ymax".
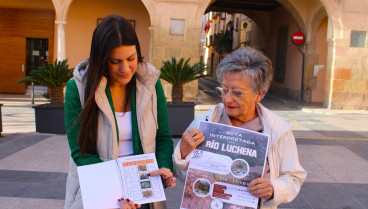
[
  {"xmin": 246, "ymin": 31, "xmax": 251, "ymax": 42},
  {"xmin": 350, "ymin": 30, "xmax": 367, "ymax": 48},
  {"xmin": 210, "ymin": 53, "xmax": 215, "ymax": 74},
  {"xmin": 170, "ymin": 19, "xmax": 185, "ymax": 35},
  {"xmin": 26, "ymin": 38, "xmax": 49, "ymax": 76},
  {"xmin": 275, "ymin": 26, "xmax": 289, "ymax": 82},
  {"xmin": 235, "ymin": 18, "xmax": 239, "ymax": 32},
  {"xmin": 220, "ymin": 12, "xmax": 226, "ymax": 20}
]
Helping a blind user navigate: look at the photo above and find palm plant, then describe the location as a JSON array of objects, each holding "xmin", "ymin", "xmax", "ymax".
[
  {"xmin": 160, "ymin": 57, "xmax": 209, "ymax": 104},
  {"xmin": 18, "ymin": 59, "xmax": 74, "ymax": 105}
]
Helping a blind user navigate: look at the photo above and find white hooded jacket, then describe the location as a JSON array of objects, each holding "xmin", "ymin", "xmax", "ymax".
[{"xmin": 173, "ymin": 103, "xmax": 307, "ymax": 208}]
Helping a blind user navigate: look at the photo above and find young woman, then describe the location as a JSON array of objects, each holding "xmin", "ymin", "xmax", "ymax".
[{"xmin": 64, "ymin": 15, "xmax": 175, "ymax": 209}]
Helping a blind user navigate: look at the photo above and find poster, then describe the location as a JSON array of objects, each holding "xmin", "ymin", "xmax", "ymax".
[{"xmin": 181, "ymin": 121, "xmax": 269, "ymax": 209}]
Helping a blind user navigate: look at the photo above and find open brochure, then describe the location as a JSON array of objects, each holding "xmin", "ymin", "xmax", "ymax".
[
  {"xmin": 77, "ymin": 153, "xmax": 166, "ymax": 209},
  {"xmin": 181, "ymin": 121, "xmax": 269, "ymax": 209}
]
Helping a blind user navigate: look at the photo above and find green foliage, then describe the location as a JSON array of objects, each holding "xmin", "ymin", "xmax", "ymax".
[
  {"xmin": 160, "ymin": 57, "xmax": 210, "ymax": 86},
  {"xmin": 41, "ymin": 92, "xmax": 50, "ymax": 100},
  {"xmin": 214, "ymin": 29, "xmax": 233, "ymax": 52},
  {"xmin": 17, "ymin": 59, "xmax": 74, "ymax": 87}
]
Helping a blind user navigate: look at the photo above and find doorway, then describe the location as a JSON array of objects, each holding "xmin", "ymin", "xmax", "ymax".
[
  {"xmin": 26, "ymin": 38, "xmax": 49, "ymax": 77},
  {"xmin": 0, "ymin": 37, "xmax": 26, "ymax": 93}
]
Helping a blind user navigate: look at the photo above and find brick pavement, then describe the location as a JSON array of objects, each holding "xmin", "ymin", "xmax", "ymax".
[{"xmin": 1, "ymin": 93, "xmax": 368, "ymax": 209}]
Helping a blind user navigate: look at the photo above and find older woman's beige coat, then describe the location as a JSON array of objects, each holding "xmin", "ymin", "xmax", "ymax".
[
  {"xmin": 173, "ymin": 103, "xmax": 307, "ymax": 209},
  {"xmin": 65, "ymin": 61, "xmax": 167, "ymax": 209}
]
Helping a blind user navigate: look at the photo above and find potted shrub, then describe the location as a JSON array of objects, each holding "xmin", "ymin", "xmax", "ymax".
[
  {"xmin": 160, "ymin": 57, "xmax": 209, "ymax": 136},
  {"xmin": 17, "ymin": 59, "xmax": 74, "ymax": 134}
]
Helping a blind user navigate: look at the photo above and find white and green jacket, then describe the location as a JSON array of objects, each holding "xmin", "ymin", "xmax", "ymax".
[{"xmin": 64, "ymin": 60, "xmax": 173, "ymax": 209}]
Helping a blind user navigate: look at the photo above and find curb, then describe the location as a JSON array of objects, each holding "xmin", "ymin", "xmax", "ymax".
[
  {"xmin": 301, "ymin": 107, "xmax": 368, "ymax": 115},
  {"xmin": 195, "ymin": 104, "xmax": 216, "ymax": 111}
]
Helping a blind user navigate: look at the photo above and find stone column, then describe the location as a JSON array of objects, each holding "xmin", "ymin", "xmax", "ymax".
[
  {"xmin": 55, "ymin": 20, "xmax": 67, "ymax": 61},
  {"xmin": 303, "ymin": 41, "xmax": 317, "ymax": 102},
  {"xmin": 148, "ymin": 27, "xmax": 154, "ymax": 64},
  {"xmin": 328, "ymin": 38, "xmax": 357, "ymax": 109},
  {"xmin": 52, "ymin": 0, "xmax": 73, "ymax": 61},
  {"xmin": 325, "ymin": 38, "xmax": 335, "ymax": 109}
]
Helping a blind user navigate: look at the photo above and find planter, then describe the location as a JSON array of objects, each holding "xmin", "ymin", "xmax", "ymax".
[
  {"xmin": 167, "ymin": 102, "xmax": 195, "ymax": 137},
  {"xmin": 33, "ymin": 105, "xmax": 65, "ymax": 134},
  {"xmin": 0, "ymin": 104, "xmax": 3, "ymax": 134}
]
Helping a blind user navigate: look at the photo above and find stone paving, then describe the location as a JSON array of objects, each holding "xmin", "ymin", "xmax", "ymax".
[{"xmin": 1, "ymin": 93, "xmax": 368, "ymax": 209}]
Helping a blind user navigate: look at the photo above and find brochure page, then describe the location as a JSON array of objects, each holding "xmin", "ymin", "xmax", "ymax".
[
  {"xmin": 117, "ymin": 153, "xmax": 166, "ymax": 204},
  {"xmin": 78, "ymin": 153, "xmax": 166, "ymax": 209},
  {"xmin": 78, "ymin": 160, "xmax": 123, "ymax": 209}
]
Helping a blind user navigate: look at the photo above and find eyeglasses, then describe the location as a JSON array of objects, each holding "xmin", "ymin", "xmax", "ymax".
[{"xmin": 215, "ymin": 86, "xmax": 252, "ymax": 100}]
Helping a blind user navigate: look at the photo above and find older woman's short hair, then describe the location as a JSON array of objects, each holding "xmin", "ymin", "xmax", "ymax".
[{"xmin": 216, "ymin": 47, "xmax": 273, "ymax": 99}]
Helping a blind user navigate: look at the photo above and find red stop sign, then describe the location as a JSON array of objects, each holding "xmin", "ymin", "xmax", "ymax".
[{"xmin": 291, "ymin": 31, "xmax": 305, "ymax": 45}]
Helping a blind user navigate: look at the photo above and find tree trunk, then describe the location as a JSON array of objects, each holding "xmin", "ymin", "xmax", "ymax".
[
  {"xmin": 50, "ymin": 86, "xmax": 64, "ymax": 105},
  {"xmin": 172, "ymin": 85, "xmax": 183, "ymax": 104}
]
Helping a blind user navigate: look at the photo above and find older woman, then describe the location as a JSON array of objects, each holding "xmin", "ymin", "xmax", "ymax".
[{"xmin": 173, "ymin": 47, "xmax": 306, "ymax": 208}]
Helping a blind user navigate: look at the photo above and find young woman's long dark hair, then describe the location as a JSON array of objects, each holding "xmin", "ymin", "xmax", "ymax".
[{"xmin": 79, "ymin": 15, "xmax": 143, "ymax": 156}]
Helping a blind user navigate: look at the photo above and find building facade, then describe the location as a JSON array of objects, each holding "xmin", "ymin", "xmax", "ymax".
[{"xmin": 0, "ymin": 0, "xmax": 367, "ymax": 109}]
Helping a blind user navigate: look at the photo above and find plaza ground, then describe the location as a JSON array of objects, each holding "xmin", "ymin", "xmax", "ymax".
[{"xmin": 1, "ymin": 92, "xmax": 368, "ymax": 208}]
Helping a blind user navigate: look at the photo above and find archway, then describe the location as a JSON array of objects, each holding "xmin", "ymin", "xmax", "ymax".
[
  {"xmin": 198, "ymin": 0, "xmax": 334, "ymax": 104},
  {"xmin": 200, "ymin": 0, "xmax": 304, "ymax": 101},
  {"xmin": 65, "ymin": 0, "xmax": 151, "ymax": 67}
]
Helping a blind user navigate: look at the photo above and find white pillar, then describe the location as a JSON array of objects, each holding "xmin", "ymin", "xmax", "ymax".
[
  {"xmin": 55, "ymin": 20, "xmax": 67, "ymax": 61},
  {"xmin": 148, "ymin": 27, "xmax": 154, "ymax": 64}
]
